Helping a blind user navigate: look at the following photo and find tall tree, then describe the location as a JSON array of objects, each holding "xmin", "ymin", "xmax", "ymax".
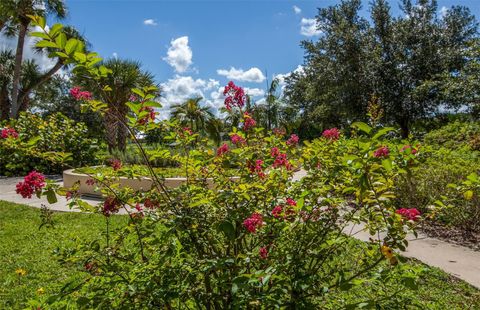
[
  {"xmin": 170, "ymin": 97, "xmax": 214, "ymax": 133},
  {"xmin": 1, "ymin": 0, "xmax": 67, "ymax": 118}
]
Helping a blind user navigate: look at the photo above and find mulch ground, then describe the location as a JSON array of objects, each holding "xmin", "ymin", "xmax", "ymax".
[{"xmin": 421, "ymin": 220, "xmax": 480, "ymax": 251}]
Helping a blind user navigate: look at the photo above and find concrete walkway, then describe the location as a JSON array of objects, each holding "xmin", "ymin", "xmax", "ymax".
[{"xmin": 1, "ymin": 172, "xmax": 480, "ymax": 289}]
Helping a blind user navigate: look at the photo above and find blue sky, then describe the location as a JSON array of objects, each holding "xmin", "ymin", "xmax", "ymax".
[{"xmin": 34, "ymin": 1, "xmax": 480, "ymax": 113}]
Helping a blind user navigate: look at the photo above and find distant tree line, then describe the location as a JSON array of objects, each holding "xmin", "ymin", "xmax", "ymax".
[{"xmin": 284, "ymin": 0, "xmax": 479, "ymax": 139}]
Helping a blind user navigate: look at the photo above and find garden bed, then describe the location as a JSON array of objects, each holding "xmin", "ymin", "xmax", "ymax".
[{"xmin": 64, "ymin": 166, "xmax": 239, "ymax": 196}]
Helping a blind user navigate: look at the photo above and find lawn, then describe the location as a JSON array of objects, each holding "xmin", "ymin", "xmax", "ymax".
[{"xmin": 0, "ymin": 200, "xmax": 479, "ymax": 309}]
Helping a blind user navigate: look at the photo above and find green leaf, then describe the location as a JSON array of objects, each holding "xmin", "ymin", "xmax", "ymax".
[
  {"xmin": 46, "ymin": 190, "xmax": 57, "ymax": 204},
  {"xmin": 49, "ymin": 23, "xmax": 63, "ymax": 37},
  {"xmin": 372, "ymin": 127, "xmax": 395, "ymax": 140},
  {"xmin": 55, "ymin": 33, "xmax": 67, "ymax": 48},
  {"xmin": 29, "ymin": 31, "xmax": 50, "ymax": 39},
  {"xmin": 73, "ymin": 52, "xmax": 87, "ymax": 63},
  {"xmin": 65, "ymin": 38, "xmax": 78, "ymax": 55},
  {"xmin": 36, "ymin": 40, "xmax": 58, "ymax": 49},
  {"xmin": 351, "ymin": 122, "xmax": 372, "ymax": 135},
  {"xmin": 218, "ymin": 221, "xmax": 236, "ymax": 240},
  {"xmin": 381, "ymin": 159, "xmax": 392, "ymax": 171}
]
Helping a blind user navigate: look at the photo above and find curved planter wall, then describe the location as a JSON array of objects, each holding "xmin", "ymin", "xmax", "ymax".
[{"xmin": 63, "ymin": 168, "xmax": 238, "ymax": 197}]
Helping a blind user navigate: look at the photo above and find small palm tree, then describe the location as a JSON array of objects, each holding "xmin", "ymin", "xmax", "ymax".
[
  {"xmin": 76, "ymin": 58, "xmax": 157, "ymax": 152},
  {"xmin": 170, "ymin": 97, "xmax": 214, "ymax": 133}
]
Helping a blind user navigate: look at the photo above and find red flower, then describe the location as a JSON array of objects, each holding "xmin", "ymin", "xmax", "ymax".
[
  {"xmin": 259, "ymin": 247, "xmax": 268, "ymax": 259},
  {"xmin": 286, "ymin": 198, "xmax": 296, "ymax": 206},
  {"xmin": 103, "ymin": 196, "xmax": 121, "ymax": 216},
  {"xmin": 322, "ymin": 128, "xmax": 340, "ymax": 141},
  {"xmin": 223, "ymin": 81, "xmax": 245, "ymax": 110},
  {"xmin": 273, "ymin": 128, "xmax": 286, "ymax": 136},
  {"xmin": 243, "ymin": 212, "xmax": 263, "ymax": 233},
  {"xmin": 216, "ymin": 143, "xmax": 229, "ymax": 157},
  {"xmin": 16, "ymin": 171, "xmax": 46, "ymax": 199},
  {"xmin": 231, "ymin": 134, "xmax": 246, "ymax": 145},
  {"xmin": 138, "ymin": 106, "xmax": 156, "ymax": 125},
  {"xmin": 1, "ymin": 127, "xmax": 19, "ymax": 139},
  {"xmin": 373, "ymin": 146, "xmax": 389, "ymax": 158},
  {"xmin": 396, "ymin": 208, "xmax": 421, "ymax": 221},
  {"xmin": 286, "ymin": 134, "xmax": 299, "ymax": 146},
  {"xmin": 272, "ymin": 205, "xmax": 282, "ymax": 218},
  {"xmin": 247, "ymin": 159, "xmax": 266, "ymax": 178},
  {"xmin": 85, "ymin": 178, "xmax": 95, "ymax": 186},
  {"xmin": 270, "ymin": 147, "xmax": 280, "ymax": 158},
  {"xmin": 109, "ymin": 159, "xmax": 122, "ymax": 171},
  {"xmin": 243, "ymin": 112, "xmax": 256, "ymax": 131},
  {"xmin": 273, "ymin": 153, "xmax": 292, "ymax": 170},
  {"xmin": 69, "ymin": 86, "xmax": 92, "ymax": 101}
]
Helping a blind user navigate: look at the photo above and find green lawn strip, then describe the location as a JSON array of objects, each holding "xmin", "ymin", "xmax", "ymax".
[{"xmin": 0, "ymin": 200, "xmax": 478, "ymax": 309}]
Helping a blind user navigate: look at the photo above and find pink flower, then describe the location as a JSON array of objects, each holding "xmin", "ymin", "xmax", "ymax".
[
  {"xmin": 85, "ymin": 178, "xmax": 95, "ymax": 186},
  {"xmin": 273, "ymin": 153, "xmax": 292, "ymax": 170},
  {"xmin": 270, "ymin": 147, "xmax": 280, "ymax": 158},
  {"xmin": 138, "ymin": 106, "xmax": 156, "ymax": 125},
  {"xmin": 322, "ymin": 128, "xmax": 340, "ymax": 141},
  {"xmin": 69, "ymin": 86, "xmax": 92, "ymax": 101},
  {"xmin": 109, "ymin": 159, "xmax": 122, "ymax": 171},
  {"xmin": 286, "ymin": 134, "xmax": 299, "ymax": 146},
  {"xmin": 1, "ymin": 127, "xmax": 18, "ymax": 139},
  {"xmin": 243, "ymin": 212, "xmax": 263, "ymax": 233},
  {"xmin": 243, "ymin": 112, "xmax": 256, "ymax": 131},
  {"xmin": 182, "ymin": 127, "xmax": 193, "ymax": 136},
  {"xmin": 248, "ymin": 159, "xmax": 266, "ymax": 178},
  {"xmin": 16, "ymin": 171, "xmax": 46, "ymax": 199},
  {"xmin": 223, "ymin": 81, "xmax": 245, "ymax": 110},
  {"xmin": 396, "ymin": 208, "xmax": 421, "ymax": 221},
  {"xmin": 231, "ymin": 134, "xmax": 246, "ymax": 145},
  {"xmin": 103, "ymin": 196, "xmax": 121, "ymax": 216},
  {"xmin": 129, "ymin": 95, "xmax": 138, "ymax": 102},
  {"xmin": 373, "ymin": 146, "xmax": 389, "ymax": 158},
  {"xmin": 286, "ymin": 198, "xmax": 296, "ymax": 206},
  {"xmin": 217, "ymin": 143, "xmax": 229, "ymax": 156},
  {"xmin": 259, "ymin": 247, "xmax": 268, "ymax": 259},
  {"xmin": 272, "ymin": 205, "xmax": 283, "ymax": 218},
  {"xmin": 273, "ymin": 128, "xmax": 286, "ymax": 136},
  {"xmin": 401, "ymin": 145, "xmax": 418, "ymax": 155}
]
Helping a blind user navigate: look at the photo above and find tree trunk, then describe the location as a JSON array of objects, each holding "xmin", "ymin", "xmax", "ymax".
[
  {"xmin": 10, "ymin": 21, "xmax": 28, "ymax": 118},
  {"xmin": 16, "ymin": 60, "xmax": 64, "ymax": 116},
  {"xmin": 0, "ymin": 84, "xmax": 10, "ymax": 121},
  {"xmin": 104, "ymin": 109, "xmax": 118, "ymax": 153},
  {"xmin": 399, "ymin": 118, "xmax": 410, "ymax": 139},
  {"xmin": 116, "ymin": 103, "xmax": 129, "ymax": 152}
]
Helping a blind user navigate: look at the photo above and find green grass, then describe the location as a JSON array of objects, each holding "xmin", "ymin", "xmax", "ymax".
[
  {"xmin": 0, "ymin": 200, "xmax": 479, "ymax": 309},
  {"xmin": 0, "ymin": 201, "xmax": 127, "ymax": 309}
]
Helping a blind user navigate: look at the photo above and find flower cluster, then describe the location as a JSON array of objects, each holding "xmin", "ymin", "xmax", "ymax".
[
  {"xmin": 138, "ymin": 106, "xmax": 156, "ymax": 125},
  {"xmin": 86, "ymin": 178, "xmax": 96, "ymax": 186},
  {"xmin": 286, "ymin": 134, "xmax": 299, "ymax": 146},
  {"xmin": 248, "ymin": 159, "xmax": 266, "ymax": 178},
  {"xmin": 231, "ymin": 133, "xmax": 246, "ymax": 145},
  {"xmin": 69, "ymin": 86, "xmax": 92, "ymax": 101},
  {"xmin": 103, "ymin": 196, "xmax": 122, "ymax": 216},
  {"xmin": 223, "ymin": 81, "xmax": 245, "ymax": 111},
  {"xmin": 1, "ymin": 127, "xmax": 19, "ymax": 139},
  {"xmin": 272, "ymin": 205, "xmax": 283, "ymax": 218},
  {"xmin": 109, "ymin": 159, "xmax": 122, "ymax": 171},
  {"xmin": 396, "ymin": 208, "xmax": 421, "ymax": 221},
  {"xmin": 243, "ymin": 112, "xmax": 256, "ymax": 131},
  {"xmin": 271, "ymin": 198, "xmax": 297, "ymax": 221},
  {"xmin": 243, "ymin": 212, "xmax": 263, "ymax": 233},
  {"xmin": 273, "ymin": 128, "xmax": 286, "ymax": 136},
  {"xmin": 16, "ymin": 171, "xmax": 46, "ymax": 199},
  {"xmin": 322, "ymin": 128, "xmax": 340, "ymax": 141},
  {"xmin": 273, "ymin": 152, "xmax": 292, "ymax": 170},
  {"xmin": 259, "ymin": 247, "xmax": 268, "ymax": 259},
  {"xmin": 373, "ymin": 146, "xmax": 389, "ymax": 158},
  {"xmin": 216, "ymin": 143, "xmax": 229, "ymax": 157}
]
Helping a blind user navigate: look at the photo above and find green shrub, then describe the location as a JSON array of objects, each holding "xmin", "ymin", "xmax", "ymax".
[
  {"xmin": 424, "ymin": 121, "xmax": 480, "ymax": 150},
  {"xmin": 0, "ymin": 112, "xmax": 98, "ymax": 176}
]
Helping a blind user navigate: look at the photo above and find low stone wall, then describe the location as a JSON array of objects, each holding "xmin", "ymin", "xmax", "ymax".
[{"xmin": 63, "ymin": 168, "xmax": 237, "ymax": 197}]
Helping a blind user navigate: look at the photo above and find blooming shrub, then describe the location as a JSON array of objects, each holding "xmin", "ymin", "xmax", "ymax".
[
  {"xmin": 0, "ymin": 112, "xmax": 98, "ymax": 176},
  {"xmin": 24, "ymin": 17, "xmax": 424, "ymax": 308}
]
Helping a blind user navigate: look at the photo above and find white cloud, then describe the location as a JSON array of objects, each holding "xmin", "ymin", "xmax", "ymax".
[
  {"xmin": 163, "ymin": 36, "xmax": 193, "ymax": 73},
  {"xmin": 0, "ymin": 26, "xmax": 56, "ymax": 72},
  {"xmin": 440, "ymin": 6, "xmax": 448, "ymax": 18},
  {"xmin": 300, "ymin": 18, "xmax": 322, "ymax": 37},
  {"xmin": 274, "ymin": 65, "xmax": 305, "ymax": 91},
  {"xmin": 216, "ymin": 67, "xmax": 266, "ymax": 83},
  {"xmin": 143, "ymin": 19, "xmax": 158, "ymax": 26},
  {"xmin": 293, "ymin": 5, "xmax": 302, "ymax": 15},
  {"xmin": 244, "ymin": 87, "xmax": 265, "ymax": 97}
]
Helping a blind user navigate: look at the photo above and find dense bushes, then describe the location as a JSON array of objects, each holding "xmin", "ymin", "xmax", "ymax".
[{"xmin": 0, "ymin": 112, "xmax": 98, "ymax": 176}]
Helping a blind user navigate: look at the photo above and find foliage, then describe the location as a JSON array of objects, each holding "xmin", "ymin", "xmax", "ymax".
[
  {"xmin": 0, "ymin": 112, "xmax": 98, "ymax": 175},
  {"xmin": 424, "ymin": 121, "xmax": 480, "ymax": 151},
  {"xmin": 284, "ymin": 0, "xmax": 479, "ymax": 138}
]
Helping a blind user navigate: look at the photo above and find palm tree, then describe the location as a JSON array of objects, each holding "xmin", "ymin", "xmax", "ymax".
[
  {"xmin": 76, "ymin": 58, "xmax": 157, "ymax": 152},
  {"xmin": 205, "ymin": 117, "xmax": 225, "ymax": 146},
  {"xmin": 170, "ymin": 97, "xmax": 214, "ymax": 133},
  {"xmin": 1, "ymin": 0, "xmax": 67, "ymax": 118}
]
